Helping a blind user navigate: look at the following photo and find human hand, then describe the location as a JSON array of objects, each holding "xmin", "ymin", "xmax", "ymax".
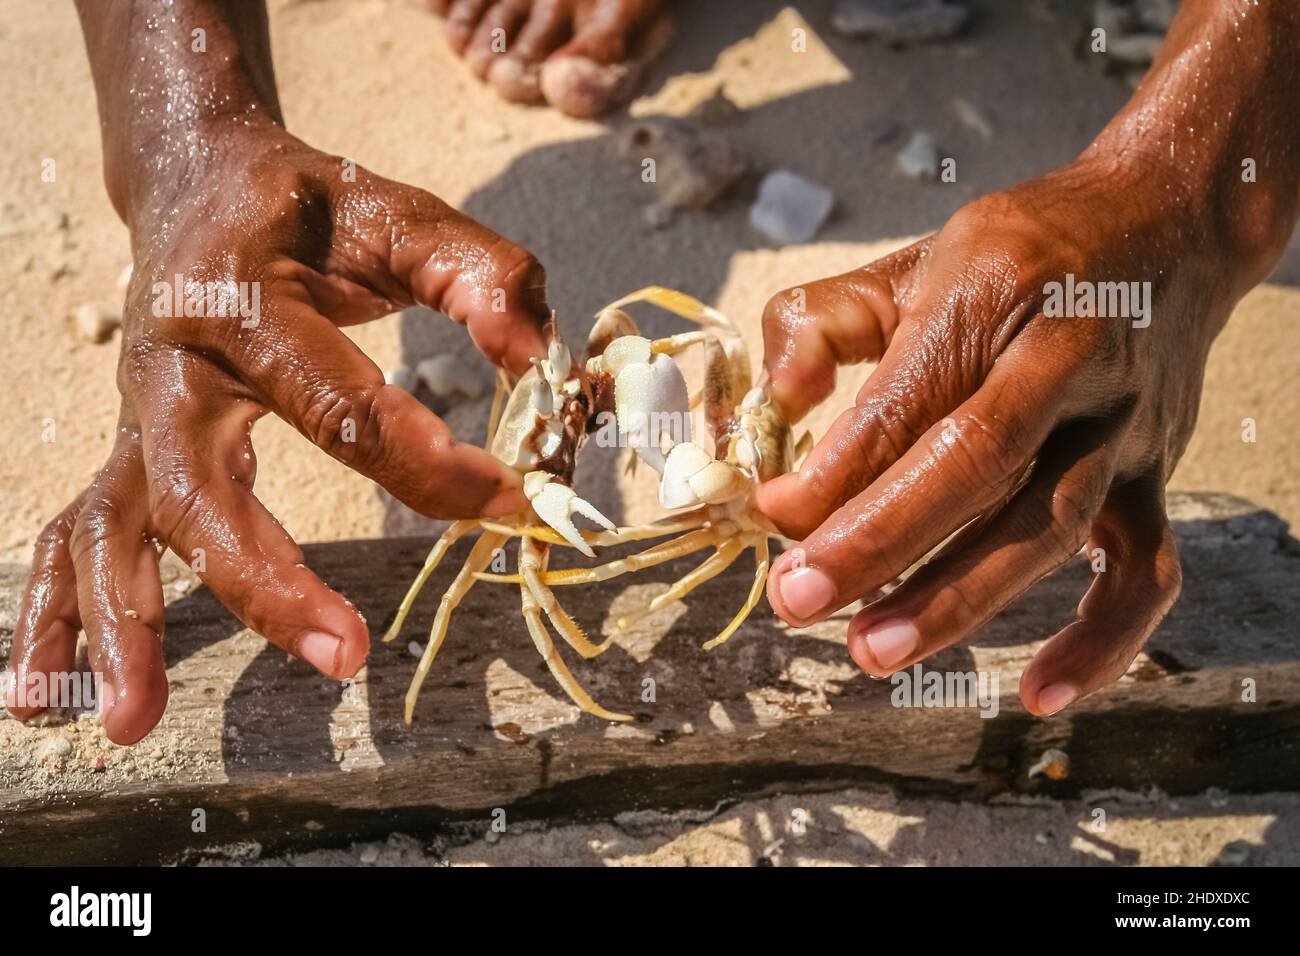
[{"xmin": 5, "ymin": 120, "xmax": 548, "ymax": 744}]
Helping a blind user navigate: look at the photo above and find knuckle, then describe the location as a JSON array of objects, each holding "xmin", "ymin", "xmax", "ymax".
[
  {"xmin": 148, "ymin": 473, "xmax": 212, "ymax": 548},
  {"xmin": 947, "ymin": 408, "xmax": 1027, "ymax": 490},
  {"xmin": 302, "ymin": 387, "xmax": 388, "ymax": 473}
]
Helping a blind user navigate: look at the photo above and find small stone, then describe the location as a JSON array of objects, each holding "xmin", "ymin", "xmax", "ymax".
[
  {"xmin": 952, "ymin": 96, "xmax": 993, "ymax": 142},
  {"xmin": 1107, "ymin": 32, "xmax": 1166, "ymax": 65},
  {"xmin": 407, "ymin": 640, "xmax": 423, "ymax": 659},
  {"xmin": 72, "ymin": 303, "xmax": 121, "ymax": 344},
  {"xmin": 384, "ymin": 366, "xmax": 418, "ymax": 392},
  {"xmin": 641, "ymin": 203, "xmax": 675, "ymax": 231},
  {"xmin": 37, "ymin": 736, "xmax": 74, "ymax": 762},
  {"xmin": 620, "ymin": 117, "xmax": 746, "ymax": 209},
  {"xmin": 831, "ymin": 0, "xmax": 969, "ymax": 44},
  {"xmin": 865, "ymin": 119, "xmax": 901, "ymax": 145},
  {"xmin": 1092, "ymin": 0, "xmax": 1138, "ymax": 38},
  {"xmin": 484, "ymin": 828, "xmax": 501, "ymax": 844},
  {"xmin": 748, "ymin": 170, "xmax": 835, "ymax": 245},
  {"xmin": 358, "ymin": 844, "xmax": 380, "ymax": 864},
  {"xmin": 687, "ymin": 86, "xmax": 743, "ymax": 126},
  {"xmin": 896, "ymin": 131, "xmax": 940, "ymax": 180},
  {"xmin": 1034, "ymin": 832, "xmax": 1049, "ymax": 845},
  {"xmin": 1215, "ymin": 840, "xmax": 1251, "ymax": 867},
  {"xmin": 93, "ymin": 755, "xmax": 106, "ymax": 772},
  {"xmin": 1135, "ymin": 0, "xmax": 1179, "ymax": 31},
  {"xmin": 416, "ymin": 354, "xmax": 486, "ymax": 400},
  {"xmin": 1028, "ymin": 748, "xmax": 1071, "ymax": 781}
]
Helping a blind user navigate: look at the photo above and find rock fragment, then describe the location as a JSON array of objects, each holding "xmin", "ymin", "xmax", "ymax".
[
  {"xmin": 831, "ymin": 0, "xmax": 969, "ymax": 43},
  {"xmin": 619, "ymin": 116, "xmax": 746, "ymax": 209},
  {"xmin": 748, "ymin": 170, "xmax": 835, "ymax": 245},
  {"xmin": 896, "ymin": 131, "xmax": 940, "ymax": 180},
  {"xmin": 72, "ymin": 303, "xmax": 121, "ymax": 344}
]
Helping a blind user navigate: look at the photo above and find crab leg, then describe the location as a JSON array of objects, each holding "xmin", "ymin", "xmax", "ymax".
[
  {"xmin": 520, "ymin": 536, "xmax": 615, "ymax": 660},
  {"xmin": 403, "ymin": 529, "xmax": 509, "ymax": 723},
  {"xmin": 485, "ymin": 369, "xmax": 511, "ymax": 446},
  {"xmin": 519, "ymin": 538, "xmax": 633, "ymax": 722},
  {"xmin": 475, "ymin": 527, "xmax": 719, "ymax": 586},
  {"xmin": 478, "ymin": 510, "xmax": 708, "ymax": 548},
  {"xmin": 615, "ymin": 536, "xmax": 746, "ymax": 631},
  {"xmin": 702, "ymin": 535, "xmax": 770, "ymax": 650},
  {"xmin": 649, "ymin": 330, "xmax": 714, "ymax": 356},
  {"xmin": 382, "ymin": 519, "xmax": 476, "ymax": 644}
]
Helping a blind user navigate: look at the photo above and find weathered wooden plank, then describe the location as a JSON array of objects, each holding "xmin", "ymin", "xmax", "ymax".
[{"xmin": 1, "ymin": 492, "xmax": 1298, "ymax": 865}]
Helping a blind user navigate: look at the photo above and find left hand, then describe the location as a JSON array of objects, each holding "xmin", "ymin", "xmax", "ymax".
[{"xmin": 755, "ymin": 158, "xmax": 1246, "ymax": 716}]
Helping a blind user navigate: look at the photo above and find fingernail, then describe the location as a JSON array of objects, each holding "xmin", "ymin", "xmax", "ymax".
[
  {"xmin": 1037, "ymin": 681, "xmax": 1079, "ymax": 716},
  {"xmin": 299, "ymin": 632, "xmax": 342, "ymax": 675},
  {"xmin": 865, "ymin": 620, "xmax": 919, "ymax": 670},
  {"xmin": 777, "ymin": 566, "xmax": 835, "ymax": 622}
]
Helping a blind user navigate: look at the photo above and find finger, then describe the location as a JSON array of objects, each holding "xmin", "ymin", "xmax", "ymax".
[
  {"xmin": 1019, "ymin": 479, "xmax": 1183, "ymax": 716},
  {"xmin": 843, "ymin": 421, "xmax": 1119, "ymax": 677},
  {"xmin": 5, "ymin": 494, "xmax": 87, "ymax": 720},
  {"xmin": 208, "ymin": 303, "xmax": 527, "ymax": 517},
  {"xmin": 761, "ymin": 240, "xmax": 927, "ymax": 422},
  {"xmin": 766, "ymin": 339, "xmax": 1067, "ymax": 628},
  {"xmin": 387, "ymin": 204, "xmax": 551, "ymax": 375},
  {"xmin": 67, "ymin": 434, "xmax": 169, "ymax": 745},
  {"xmin": 140, "ymin": 395, "xmax": 371, "ymax": 680}
]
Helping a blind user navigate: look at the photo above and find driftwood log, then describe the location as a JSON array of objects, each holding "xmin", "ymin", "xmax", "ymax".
[{"xmin": 1, "ymin": 492, "xmax": 1297, "ymax": 865}]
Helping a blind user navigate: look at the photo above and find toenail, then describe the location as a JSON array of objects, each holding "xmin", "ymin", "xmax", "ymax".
[
  {"xmin": 299, "ymin": 632, "xmax": 343, "ymax": 676},
  {"xmin": 776, "ymin": 566, "xmax": 835, "ymax": 623},
  {"xmin": 1037, "ymin": 681, "xmax": 1079, "ymax": 716},
  {"xmin": 864, "ymin": 620, "xmax": 919, "ymax": 670}
]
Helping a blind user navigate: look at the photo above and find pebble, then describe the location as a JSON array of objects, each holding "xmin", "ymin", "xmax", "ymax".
[
  {"xmin": 952, "ymin": 96, "xmax": 993, "ymax": 142},
  {"xmin": 896, "ymin": 131, "xmax": 940, "ymax": 180},
  {"xmin": 416, "ymin": 354, "xmax": 486, "ymax": 400},
  {"xmin": 384, "ymin": 366, "xmax": 418, "ymax": 392},
  {"xmin": 72, "ymin": 302, "xmax": 121, "ymax": 344},
  {"xmin": 1216, "ymin": 840, "xmax": 1251, "ymax": 867},
  {"xmin": 1107, "ymin": 32, "xmax": 1166, "ymax": 65},
  {"xmin": 407, "ymin": 641, "xmax": 423, "ymax": 659},
  {"xmin": 358, "ymin": 844, "xmax": 381, "ymax": 864},
  {"xmin": 619, "ymin": 117, "xmax": 746, "ymax": 209},
  {"xmin": 830, "ymin": 0, "xmax": 969, "ymax": 43},
  {"xmin": 865, "ymin": 119, "xmax": 901, "ymax": 145},
  {"xmin": 37, "ymin": 736, "xmax": 73, "ymax": 762},
  {"xmin": 748, "ymin": 170, "xmax": 835, "ymax": 245}
]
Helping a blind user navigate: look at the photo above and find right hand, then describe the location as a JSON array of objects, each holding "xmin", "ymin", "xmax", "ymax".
[{"xmin": 5, "ymin": 121, "xmax": 550, "ymax": 744}]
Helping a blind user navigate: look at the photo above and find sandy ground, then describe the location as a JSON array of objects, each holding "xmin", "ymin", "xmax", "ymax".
[{"xmin": 2, "ymin": 0, "xmax": 1298, "ymax": 865}]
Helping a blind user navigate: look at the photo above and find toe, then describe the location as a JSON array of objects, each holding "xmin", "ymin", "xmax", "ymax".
[
  {"xmin": 489, "ymin": 0, "xmax": 572, "ymax": 102},
  {"xmin": 465, "ymin": 0, "xmax": 530, "ymax": 80},
  {"xmin": 541, "ymin": 3, "xmax": 673, "ymax": 118},
  {"xmin": 444, "ymin": 0, "xmax": 493, "ymax": 55}
]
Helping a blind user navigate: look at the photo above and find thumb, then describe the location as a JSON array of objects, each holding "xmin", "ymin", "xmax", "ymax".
[{"xmin": 761, "ymin": 238, "xmax": 928, "ymax": 422}]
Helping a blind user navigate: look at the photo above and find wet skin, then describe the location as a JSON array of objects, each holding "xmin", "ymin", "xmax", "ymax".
[
  {"xmin": 758, "ymin": 0, "xmax": 1300, "ymax": 716},
  {"xmin": 7, "ymin": 1, "xmax": 1299, "ymax": 745},
  {"xmin": 5, "ymin": 1, "xmax": 550, "ymax": 744}
]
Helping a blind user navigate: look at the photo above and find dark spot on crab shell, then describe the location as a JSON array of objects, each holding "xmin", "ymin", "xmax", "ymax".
[
  {"xmin": 524, "ymin": 378, "xmax": 598, "ymax": 484},
  {"xmin": 585, "ymin": 370, "xmax": 616, "ymax": 429}
]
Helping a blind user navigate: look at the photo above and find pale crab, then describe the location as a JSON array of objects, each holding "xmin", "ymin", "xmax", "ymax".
[{"xmin": 383, "ymin": 287, "xmax": 807, "ymax": 723}]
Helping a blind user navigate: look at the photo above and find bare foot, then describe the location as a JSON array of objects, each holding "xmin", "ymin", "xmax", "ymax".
[{"xmin": 429, "ymin": 0, "xmax": 673, "ymax": 118}]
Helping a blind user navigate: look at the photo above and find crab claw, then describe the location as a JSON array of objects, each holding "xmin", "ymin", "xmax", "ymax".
[
  {"xmin": 602, "ymin": 337, "xmax": 691, "ymax": 472},
  {"xmin": 525, "ymin": 471, "xmax": 616, "ymax": 557},
  {"xmin": 659, "ymin": 442, "xmax": 748, "ymax": 510}
]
